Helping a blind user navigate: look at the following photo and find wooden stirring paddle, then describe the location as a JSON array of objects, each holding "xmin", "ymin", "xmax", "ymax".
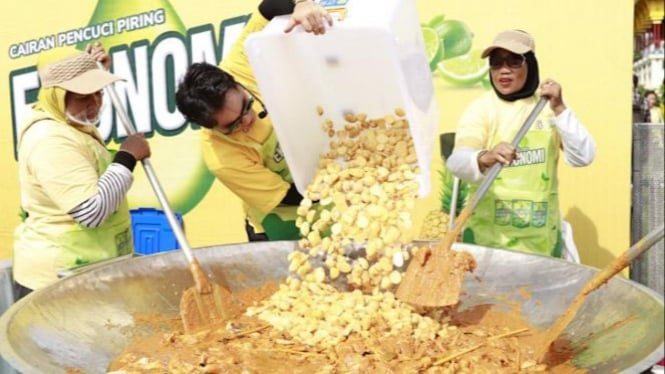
[
  {"xmin": 100, "ymin": 64, "xmax": 235, "ymax": 333},
  {"xmin": 396, "ymin": 98, "xmax": 548, "ymax": 308},
  {"xmin": 535, "ymin": 223, "xmax": 664, "ymax": 363}
]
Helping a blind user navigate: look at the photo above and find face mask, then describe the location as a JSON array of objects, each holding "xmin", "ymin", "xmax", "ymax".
[{"xmin": 66, "ymin": 108, "xmax": 100, "ymax": 126}]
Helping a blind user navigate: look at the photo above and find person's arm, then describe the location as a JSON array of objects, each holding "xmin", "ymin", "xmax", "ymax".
[
  {"xmin": 281, "ymin": 183, "xmax": 305, "ymax": 205},
  {"xmin": 202, "ymin": 137, "xmax": 293, "ymax": 214},
  {"xmin": 68, "ymin": 152, "xmax": 136, "ymax": 228},
  {"xmin": 258, "ymin": 0, "xmax": 333, "ymax": 34},
  {"xmin": 68, "ymin": 133, "xmax": 150, "ymax": 228},
  {"xmin": 212, "ymin": 161, "xmax": 293, "ymax": 213},
  {"xmin": 553, "ymin": 108, "xmax": 596, "ymax": 166},
  {"xmin": 258, "ymin": 0, "xmax": 295, "ymax": 19},
  {"xmin": 540, "ymin": 79, "xmax": 595, "ymax": 167},
  {"xmin": 446, "ymin": 97, "xmax": 493, "ymax": 183},
  {"xmin": 447, "ymin": 149, "xmax": 486, "ymax": 184}
]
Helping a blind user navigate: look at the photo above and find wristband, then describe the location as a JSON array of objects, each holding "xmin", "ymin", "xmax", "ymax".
[{"xmin": 113, "ymin": 150, "xmax": 138, "ymax": 172}]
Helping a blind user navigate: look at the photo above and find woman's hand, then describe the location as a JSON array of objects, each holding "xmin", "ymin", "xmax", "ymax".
[
  {"xmin": 120, "ymin": 133, "xmax": 151, "ymax": 161},
  {"xmin": 284, "ymin": 0, "xmax": 333, "ymax": 35},
  {"xmin": 86, "ymin": 41, "xmax": 111, "ymax": 70},
  {"xmin": 540, "ymin": 79, "xmax": 566, "ymax": 115},
  {"xmin": 478, "ymin": 142, "xmax": 518, "ymax": 172}
]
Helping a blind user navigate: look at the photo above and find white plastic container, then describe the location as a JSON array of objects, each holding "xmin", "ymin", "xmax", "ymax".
[{"xmin": 245, "ymin": 0, "xmax": 438, "ymax": 197}]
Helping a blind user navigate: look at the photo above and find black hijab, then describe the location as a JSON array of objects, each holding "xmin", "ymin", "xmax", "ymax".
[{"xmin": 490, "ymin": 51, "xmax": 540, "ymax": 102}]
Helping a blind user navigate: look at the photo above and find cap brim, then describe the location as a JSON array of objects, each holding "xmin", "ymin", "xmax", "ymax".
[
  {"xmin": 57, "ymin": 69, "xmax": 124, "ymax": 95},
  {"xmin": 481, "ymin": 42, "xmax": 532, "ymax": 58}
]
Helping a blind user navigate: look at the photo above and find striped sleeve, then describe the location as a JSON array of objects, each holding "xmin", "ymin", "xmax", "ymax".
[{"xmin": 68, "ymin": 163, "xmax": 134, "ymax": 228}]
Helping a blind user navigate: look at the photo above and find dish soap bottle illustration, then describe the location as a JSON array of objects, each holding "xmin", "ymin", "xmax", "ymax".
[{"xmin": 79, "ymin": 0, "xmax": 214, "ymax": 215}]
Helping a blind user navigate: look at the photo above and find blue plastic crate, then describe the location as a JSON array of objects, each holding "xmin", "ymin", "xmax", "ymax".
[{"xmin": 130, "ymin": 208, "xmax": 184, "ymax": 255}]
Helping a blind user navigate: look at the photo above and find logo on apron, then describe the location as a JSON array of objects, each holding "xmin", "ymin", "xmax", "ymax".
[{"xmin": 273, "ymin": 143, "xmax": 285, "ymax": 163}]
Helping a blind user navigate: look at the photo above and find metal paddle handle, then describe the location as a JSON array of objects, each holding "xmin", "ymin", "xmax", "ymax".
[
  {"xmin": 98, "ymin": 63, "xmax": 195, "ymax": 264},
  {"xmin": 450, "ymin": 97, "xmax": 548, "ymax": 233}
]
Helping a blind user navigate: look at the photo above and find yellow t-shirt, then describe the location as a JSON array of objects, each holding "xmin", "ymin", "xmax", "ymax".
[
  {"xmin": 201, "ymin": 123, "xmax": 290, "ymax": 232},
  {"xmin": 14, "ymin": 114, "xmax": 113, "ymax": 289},
  {"xmin": 18, "ymin": 119, "xmax": 106, "ymax": 218}
]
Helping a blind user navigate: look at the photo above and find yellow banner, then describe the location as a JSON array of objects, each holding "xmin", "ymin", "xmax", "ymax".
[{"xmin": 0, "ymin": 0, "xmax": 633, "ymax": 271}]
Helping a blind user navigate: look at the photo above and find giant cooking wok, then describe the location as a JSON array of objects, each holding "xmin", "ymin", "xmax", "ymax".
[{"xmin": 0, "ymin": 241, "xmax": 663, "ymax": 373}]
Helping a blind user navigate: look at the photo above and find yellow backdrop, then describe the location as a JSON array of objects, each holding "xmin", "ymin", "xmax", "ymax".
[{"xmin": 0, "ymin": 0, "xmax": 633, "ymax": 272}]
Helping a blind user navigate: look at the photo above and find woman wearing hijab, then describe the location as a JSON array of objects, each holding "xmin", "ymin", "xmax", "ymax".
[
  {"xmin": 13, "ymin": 44, "xmax": 151, "ymax": 298},
  {"xmin": 446, "ymin": 30, "xmax": 596, "ymax": 257}
]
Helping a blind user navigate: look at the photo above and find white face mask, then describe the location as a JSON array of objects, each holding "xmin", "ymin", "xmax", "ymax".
[
  {"xmin": 66, "ymin": 109, "xmax": 100, "ymax": 126},
  {"xmin": 64, "ymin": 90, "xmax": 106, "ymax": 126}
]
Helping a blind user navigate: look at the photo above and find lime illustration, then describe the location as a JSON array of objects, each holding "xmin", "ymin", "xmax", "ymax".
[
  {"xmin": 421, "ymin": 27, "xmax": 444, "ymax": 72},
  {"xmin": 437, "ymin": 49, "xmax": 489, "ymax": 86},
  {"xmin": 428, "ymin": 14, "xmax": 446, "ymax": 33},
  {"xmin": 430, "ymin": 19, "xmax": 473, "ymax": 60}
]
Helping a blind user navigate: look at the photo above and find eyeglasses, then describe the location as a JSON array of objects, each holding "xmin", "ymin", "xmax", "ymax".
[
  {"xmin": 489, "ymin": 53, "xmax": 526, "ymax": 69},
  {"xmin": 220, "ymin": 94, "xmax": 254, "ymax": 134}
]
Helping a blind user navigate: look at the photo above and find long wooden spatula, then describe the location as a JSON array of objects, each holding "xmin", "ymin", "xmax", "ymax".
[{"xmin": 396, "ymin": 97, "xmax": 548, "ymax": 307}]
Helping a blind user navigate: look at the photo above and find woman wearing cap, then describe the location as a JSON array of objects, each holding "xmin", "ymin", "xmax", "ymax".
[
  {"xmin": 13, "ymin": 44, "xmax": 151, "ymax": 298},
  {"xmin": 446, "ymin": 30, "xmax": 596, "ymax": 258}
]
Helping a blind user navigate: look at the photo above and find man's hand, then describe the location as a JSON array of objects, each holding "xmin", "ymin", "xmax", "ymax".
[{"xmin": 284, "ymin": 0, "xmax": 333, "ymax": 35}]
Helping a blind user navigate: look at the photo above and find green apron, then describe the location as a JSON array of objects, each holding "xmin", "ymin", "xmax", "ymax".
[
  {"xmin": 462, "ymin": 111, "xmax": 563, "ymax": 257},
  {"xmin": 59, "ymin": 146, "xmax": 133, "ymax": 268},
  {"xmin": 215, "ymin": 128, "xmax": 300, "ymax": 240}
]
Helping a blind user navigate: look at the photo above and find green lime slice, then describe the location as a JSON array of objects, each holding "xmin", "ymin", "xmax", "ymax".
[
  {"xmin": 421, "ymin": 26, "xmax": 444, "ymax": 72},
  {"xmin": 437, "ymin": 49, "xmax": 489, "ymax": 86},
  {"xmin": 431, "ymin": 19, "xmax": 473, "ymax": 60}
]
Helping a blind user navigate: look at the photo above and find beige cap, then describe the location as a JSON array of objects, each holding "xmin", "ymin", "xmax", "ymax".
[
  {"xmin": 39, "ymin": 52, "xmax": 122, "ymax": 94},
  {"xmin": 481, "ymin": 30, "xmax": 535, "ymax": 58}
]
